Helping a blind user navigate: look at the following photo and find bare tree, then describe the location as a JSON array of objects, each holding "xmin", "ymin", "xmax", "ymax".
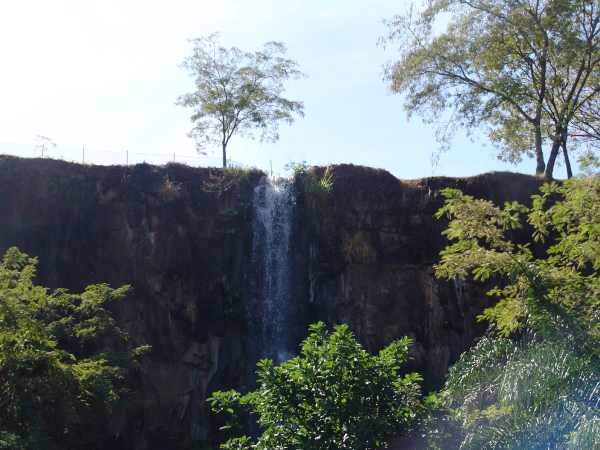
[{"xmin": 34, "ymin": 135, "xmax": 56, "ymax": 158}]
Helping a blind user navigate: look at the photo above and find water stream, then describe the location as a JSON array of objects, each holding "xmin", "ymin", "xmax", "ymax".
[{"xmin": 247, "ymin": 175, "xmax": 297, "ymax": 364}]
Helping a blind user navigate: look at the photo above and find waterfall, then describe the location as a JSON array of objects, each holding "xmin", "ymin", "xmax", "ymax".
[{"xmin": 247, "ymin": 175, "xmax": 297, "ymax": 364}]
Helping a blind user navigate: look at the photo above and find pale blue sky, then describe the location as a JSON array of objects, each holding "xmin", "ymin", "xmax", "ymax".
[{"xmin": 0, "ymin": 0, "xmax": 569, "ymax": 178}]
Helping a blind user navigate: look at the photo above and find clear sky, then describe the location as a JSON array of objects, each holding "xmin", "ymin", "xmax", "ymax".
[{"xmin": 0, "ymin": 0, "xmax": 570, "ymax": 179}]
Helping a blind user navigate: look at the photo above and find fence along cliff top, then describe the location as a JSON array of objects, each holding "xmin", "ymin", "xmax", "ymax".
[{"xmin": 0, "ymin": 141, "xmax": 278, "ymax": 172}]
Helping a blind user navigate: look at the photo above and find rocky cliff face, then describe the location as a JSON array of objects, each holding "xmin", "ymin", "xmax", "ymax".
[
  {"xmin": 306, "ymin": 165, "xmax": 545, "ymax": 390},
  {"xmin": 0, "ymin": 156, "xmax": 545, "ymax": 449}
]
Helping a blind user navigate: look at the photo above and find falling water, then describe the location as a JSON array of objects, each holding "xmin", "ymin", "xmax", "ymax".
[{"xmin": 247, "ymin": 175, "xmax": 297, "ymax": 364}]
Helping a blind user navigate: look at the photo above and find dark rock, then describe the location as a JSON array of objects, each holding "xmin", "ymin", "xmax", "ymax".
[
  {"xmin": 307, "ymin": 164, "xmax": 545, "ymax": 392},
  {"xmin": 0, "ymin": 156, "xmax": 545, "ymax": 448}
]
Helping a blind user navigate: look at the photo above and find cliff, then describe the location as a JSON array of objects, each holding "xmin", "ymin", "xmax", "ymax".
[{"xmin": 0, "ymin": 156, "xmax": 545, "ymax": 449}]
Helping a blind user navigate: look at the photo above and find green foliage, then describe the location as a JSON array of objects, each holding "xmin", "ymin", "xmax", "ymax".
[
  {"xmin": 443, "ymin": 333, "xmax": 600, "ymax": 449},
  {"xmin": 381, "ymin": 0, "xmax": 600, "ymax": 178},
  {"xmin": 210, "ymin": 322, "xmax": 423, "ymax": 450},
  {"xmin": 176, "ymin": 32, "xmax": 306, "ymax": 167},
  {"xmin": 0, "ymin": 248, "xmax": 149, "ymax": 450},
  {"xmin": 203, "ymin": 167, "xmax": 257, "ymax": 247},
  {"xmin": 435, "ymin": 176, "xmax": 600, "ymax": 346},
  {"xmin": 217, "ymin": 208, "xmax": 240, "ymax": 237},
  {"xmin": 287, "ymin": 161, "xmax": 334, "ymax": 236},
  {"xmin": 433, "ymin": 162, "xmax": 600, "ymax": 448},
  {"xmin": 212, "ymin": 204, "xmax": 252, "ymax": 244}
]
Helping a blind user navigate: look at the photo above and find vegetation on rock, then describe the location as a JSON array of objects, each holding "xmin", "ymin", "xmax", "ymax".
[
  {"xmin": 341, "ymin": 231, "xmax": 377, "ymax": 267},
  {"xmin": 202, "ymin": 166, "xmax": 263, "ymax": 197},
  {"xmin": 287, "ymin": 161, "xmax": 334, "ymax": 235}
]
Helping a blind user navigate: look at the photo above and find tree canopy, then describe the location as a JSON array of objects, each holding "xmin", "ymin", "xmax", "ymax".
[
  {"xmin": 210, "ymin": 322, "xmax": 424, "ymax": 450},
  {"xmin": 431, "ymin": 157, "xmax": 600, "ymax": 448},
  {"xmin": 382, "ymin": 0, "xmax": 600, "ymax": 179},
  {"xmin": 0, "ymin": 248, "xmax": 148, "ymax": 450},
  {"xmin": 176, "ymin": 33, "xmax": 306, "ymax": 168}
]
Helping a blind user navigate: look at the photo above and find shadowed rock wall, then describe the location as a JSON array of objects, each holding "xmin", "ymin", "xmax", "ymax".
[
  {"xmin": 307, "ymin": 165, "xmax": 545, "ymax": 391},
  {"xmin": 0, "ymin": 156, "xmax": 545, "ymax": 449}
]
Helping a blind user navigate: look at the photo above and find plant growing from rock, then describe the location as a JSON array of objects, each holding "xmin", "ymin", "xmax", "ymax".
[
  {"xmin": 287, "ymin": 161, "xmax": 334, "ymax": 236},
  {"xmin": 202, "ymin": 166, "xmax": 262, "ymax": 198},
  {"xmin": 157, "ymin": 176, "xmax": 181, "ymax": 200},
  {"xmin": 212, "ymin": 204, "xmax": 252, "ymax": 244},
  {"xmin": 210, "ymin": 322, "xmax": 424, "ymax": 450},
  {"xmin": 342, "ymin": 231, "xmax": 377, "ymax": 267}
]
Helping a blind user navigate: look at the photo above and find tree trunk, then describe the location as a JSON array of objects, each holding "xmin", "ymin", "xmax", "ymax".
[
  {"xmin": 222, "ymin": 142, "xmax": 227, "ymax": 168},
  {"xmin": 545, "ymin": 139, "xmax": 561, "ymax": 180},
  {"xmin": 534, "ymin": 125, "xmax": 546, "ymax": 174},
  {"xmin": 545, "ymin": 123, "xmax": 569, "ymax": 179},
  {"xmin": 562, "ymin": 140, "xmax": 573, "ymax": 179}
]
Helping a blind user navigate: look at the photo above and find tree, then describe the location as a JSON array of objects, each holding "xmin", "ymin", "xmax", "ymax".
[
  {"xmin": 431, "ymin": 157, "xmax": 600, "ymax": 448},
  {"xmin": 34, "ymin": 135, "xmax": 56, "ymax": 158},
  {"xmin": 0, "ymin": 248, "xmax": 149, "ymax": 450},
  {"xmin": 381, "ymin": 0, "xmax": 600, "ymax": 179},
  {"xmin": 570, "ymin": 82, "xmax": 600, "ymax": 155},
  {"xmin": 539, "ymin": 6, "xmax": 600, "ymax": 179},
  {"xmin": 210, "ymin": 322, "xmax": 424, "ymax": 450},
  {"xmin": 176, "ymin": 33, "xmax": 306, "ymax": 168}
]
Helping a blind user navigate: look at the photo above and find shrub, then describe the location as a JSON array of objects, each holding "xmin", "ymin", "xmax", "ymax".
[
  {"xmin": 0, "ymin": 248, "xmax": 149, "ymax": 449},
  {"xmin": 433, "ymin": 157, "xmax": 600, "ymax": 449},
  {"xmin": 210, "ymin": 322, "xmax": 423, "ymax": 450},
  {"xmin": 287, "ymin": 161, "xmax": 334, "ymax": 236},
  {"xmin": 157, "ymin": 176, "xmax": 181, "ymax": 200}
]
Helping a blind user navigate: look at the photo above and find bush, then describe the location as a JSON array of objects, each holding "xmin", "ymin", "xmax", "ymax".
[
  {"xmin": 433, "ymin": 157, "xmax": 600, "ymax": 449},
  {"xmin": 287, "ymin": 161, "xmax": 334, "ymax": 235},
  {"xmin": 210, "ymin": 322, "xmax": 423, "ymax": 450},
  {"xmin": 0, "ymin": 248, "xmax": 149, "ymax": 449}
]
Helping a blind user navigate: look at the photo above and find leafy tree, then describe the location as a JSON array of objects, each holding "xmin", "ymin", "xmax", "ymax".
[
  {"xmin": 210, "ymin": 322, "xmax": 424, "ymax": 450},
  {"xmin": 0, "ymin": 248, "xmax": 148, "ymax": 450},
  {"xmin": 176, "ymin": 32, "xmax": 306, "ymax": 168},
  {"xmin": 431, "ymin": 157, "xmax": 600, "ymax": 448},
  {"xmin": 381, "ymin": 0, "xmax": 600, "ymax": 179},
  {"xmin": 571, "ymin": 85, "xmax": 600, "ymax": 155}
]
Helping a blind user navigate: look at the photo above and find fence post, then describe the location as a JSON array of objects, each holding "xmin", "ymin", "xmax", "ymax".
[
  {"xmin": 126, "ymin": 150, "xmax": 128, "ymax": 165},
  {"xmin": 173, "ymin": 154, "xmax": 175, "ymax": 162},
  {"xmin": 83, "ymin": 148, "xmax": 85, "ymax": 163},
  {"xmin": 270, "ymin": 160, "xmax": 273, "ymax": 176}
]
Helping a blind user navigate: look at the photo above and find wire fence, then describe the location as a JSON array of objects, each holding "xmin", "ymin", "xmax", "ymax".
[{"xmin": 0, "ymin": 142, "xmax": 282, "ymax": 175}]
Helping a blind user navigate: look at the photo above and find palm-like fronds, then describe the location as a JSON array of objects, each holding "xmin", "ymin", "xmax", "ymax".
[{"xmin": 444, "ymin": 334, "xmax": 600, "ymax": 450}]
